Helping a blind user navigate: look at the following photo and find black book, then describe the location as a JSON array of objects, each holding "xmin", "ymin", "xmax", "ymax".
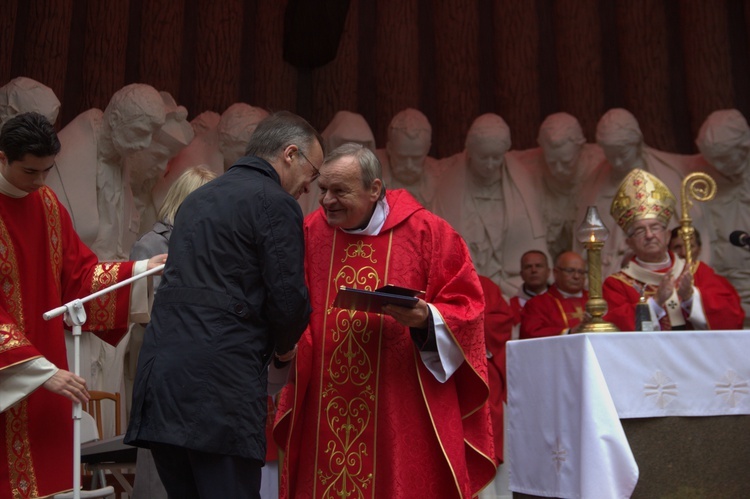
[{"xmin": 332, "ymin": 284, "xmax": 425, "ymax": 314}]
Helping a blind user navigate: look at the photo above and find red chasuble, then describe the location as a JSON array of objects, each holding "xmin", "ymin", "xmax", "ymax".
[
  {"xmin": 603, "ymin": 255, "xmax": 744, "ymax": 331},
  {"xmin": 0, "ymin": 186, "xmax": 134, "ymax": 499},
  {"xmin": 275, "ymin": 190, "xmax": 496, "ymax": 498},
  {"xmin": 479, "ymin": 276, "xmax": 513, "ymax": 464},
  {"xmin": 520, "ymin": 285, "xmax": 589, "ymax": 339}
]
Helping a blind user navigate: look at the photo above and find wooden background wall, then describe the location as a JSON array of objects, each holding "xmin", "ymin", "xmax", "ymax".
[{"xmin": 2, "ymin": 0, "xmax": 750, "ymax": 159}]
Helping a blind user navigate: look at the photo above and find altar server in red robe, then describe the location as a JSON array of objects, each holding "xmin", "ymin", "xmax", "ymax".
[
  {"xmin": 0, "ymin": 113, "xmax": 163, "ymax": 498},
  {"xmin": 275, "ymin": 143, "xmax": 496, "ymax": 498},
  {"xmin": 603, "ymin": 168, "xmax": 744, "ymax": 331},
  {"xmin": 520, "ymin": 251, "xmax": 590, "ymax": 338}
]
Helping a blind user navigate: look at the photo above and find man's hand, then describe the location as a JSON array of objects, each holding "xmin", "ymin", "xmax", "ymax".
[
  {"xmin": 382, "ymin": 299, "xmax": 429, "ymax": 328},
  {"xmin": 147, "ymin": 253, "xmax": 168, "ymax": 271},
  {"xmin": 675, "ymin": 269, "xmax": 694, "ymax": 302},
  {"xmin": 654, "ymin": 272, "xmax": 675, "ymax": 307},
  {"xmin": 43, "ymin": 369, "xmax": 89, "ymax": 404}
]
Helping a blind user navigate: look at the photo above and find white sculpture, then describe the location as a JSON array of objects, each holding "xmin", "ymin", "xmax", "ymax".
[
  {"xmin": 375, "ymin": 108, "xmax": 441, "ymax": 208},
  {"xmin": 578, "ymin": 108, "xmax": 711, "ymax": 277},
  {"xmin": 695, "ymin": 109, "xmax": 750, "ymax": 326},
  {"xmin": 218, "ymin": 103, "xmax": 270, "ymax": 171},
  {"xmin": 533, "ymin": 112, "xmax": 602, "ymax": 259},
  {"xmin": 47, "ymin": 83, "xmax": 192, "ymax": 260},
  {"xmin": 298, "ymin": 110, "xmax": 376, "ymax": 215},
  {"xmin": 434, "ymin": 113, "xmax": 549, "ymax": 297},
  {"xmin": 0, "ymin": 76, "xmax": 61, "ymax": 129},
  {"xmin": 147, "ymin": 110, "xmax": 224, "ymax": 233}
]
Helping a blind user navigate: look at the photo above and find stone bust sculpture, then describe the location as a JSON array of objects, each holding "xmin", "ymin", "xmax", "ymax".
[
  {"xmin": 0, "ymin": 76, "xmax": 61, "ymax": 130},
  {"xmin": 375, "ymin": 108, "xmax": 440, "ymax": 207},
  {"xmin": 435, "ymin": 113, "xmax": 549, "ymax": 296},
  {"xmin": 695, "ymin": 109, "xmax": 750, "ymax": 326},
  {"xmin": 536, "ymin": 112, "xmax": 601, "ymax": 259},
  {"xmin": 218, "ymin": 103, "xmax": 270, "ymax": 171},
  {"xmin": 47, "ymin": 83, "xmax": 192, "ymax": 260}
]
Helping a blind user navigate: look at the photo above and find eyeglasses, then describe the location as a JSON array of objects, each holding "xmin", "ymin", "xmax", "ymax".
[
  {"xmin": 629, "ymin": 224, "xmax": 665, "ymax": 240},
  {"xmin": 297, "ymin": 149, "xmax": 321, "ymax": 181},
  {"xmin": 556, "ymin": 267, "xmax": 587, "ymax": 276}
]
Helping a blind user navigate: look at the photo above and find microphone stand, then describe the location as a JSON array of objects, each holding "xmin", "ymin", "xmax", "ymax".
[{"xmin": 43, "ymin": 264, "xmax": 164, "ymax": 499}]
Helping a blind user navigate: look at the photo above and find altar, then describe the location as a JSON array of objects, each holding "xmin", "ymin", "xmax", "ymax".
[{"xmin": 506, "ymin": 331, "xmax": 750, "ymax": 498}]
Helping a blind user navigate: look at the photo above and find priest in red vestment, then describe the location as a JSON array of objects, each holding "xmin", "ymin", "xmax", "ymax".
[
  {"xmin": 275, "ymin": 143, "xmax": 496, "ymax": 498},
  {"xmin": 0, "ymin": 113, "xmax": 162, "ymax": 498},
  {"xmin": 521, "ymin": 251, "xmax": 590, "ymax": 338},
  {"xmin": 603, "ymin": 168, "xmax": 744, "ymax": 331}
]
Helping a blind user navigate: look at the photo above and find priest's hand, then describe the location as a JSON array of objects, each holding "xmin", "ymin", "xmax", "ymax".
[
  {"xmin": 654, "ymin": 272, "xmax": 675, "ymax": 307},
  {"xmin": 675, "ymin": 269, "xmax": 694, "ymax": 303},
  {"xmin": 43, "ymin": 369, "xmax": 90, "ymax": 404},
  {"xmin": 147, "ymin": 253, "xmax": 168, "ymax": 272},
  {"xmin": 382, "ymin": 299, "xmax": 429, "ymax": 329}
]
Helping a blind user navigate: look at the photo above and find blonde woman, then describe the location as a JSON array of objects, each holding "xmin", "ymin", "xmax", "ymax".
[{"xmin": 126, "ymin": 165, "xmax": 217, "ymax": 499}]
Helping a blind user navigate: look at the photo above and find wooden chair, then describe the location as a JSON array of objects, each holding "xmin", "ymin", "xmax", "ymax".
[
  {"xmin": 82, "ymin": 391, "xmax": 134, "ymax": 497},
  {"xmin": 84, "ymin": 391, "xmax": 121, "ymax": 438}
]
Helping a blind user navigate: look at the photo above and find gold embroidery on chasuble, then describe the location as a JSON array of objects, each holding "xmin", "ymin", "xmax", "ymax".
[
  {"xmin": 315, "ymin": 232, "xmax": 393, "ymax": 498},
  {"xmin": 6, "ymin": 403, "xmax": 38, "ymax": 499},
  {"xmin": 40, "ymin": 188, "xmax": 62, "ymax": 295},
  {"xmin": 88, "ymin": 263, "xmax": 122, "ymax": 330}
]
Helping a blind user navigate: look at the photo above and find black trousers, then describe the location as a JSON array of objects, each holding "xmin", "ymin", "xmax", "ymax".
[{"xmin": 150, "ymin": 442, "xmax": 262, "ymax": 499}]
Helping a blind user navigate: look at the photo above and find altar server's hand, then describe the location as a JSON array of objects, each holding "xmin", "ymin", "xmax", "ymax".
[
  {"xmin": 44, "ymin": 369, "xmax": 90, "ymax": 404},
  {"xmin": 382, "ymin": 299, "xmax": 429, "ymax": 329},
  {"xmin": 147, "ymin": 253, "xmax": 168, "ymax": 272}
]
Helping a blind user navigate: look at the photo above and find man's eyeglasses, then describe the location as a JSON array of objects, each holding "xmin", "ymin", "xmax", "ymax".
[
  {"xmin": 297, "ymin": 149, "xmax": 321, "ymax": 181},
  {"xmin": 556, "ymin": 267, "xmax": 587, "ymax": 276},
  {"xmin": 629, "ymin": 224, "xmax": 665, "ymax": 240}
]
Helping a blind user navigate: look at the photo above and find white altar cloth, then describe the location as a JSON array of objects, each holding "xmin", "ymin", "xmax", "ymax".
[{"xmin": 506, "ymin": 330, "xmax": 750, "ymax": 499}]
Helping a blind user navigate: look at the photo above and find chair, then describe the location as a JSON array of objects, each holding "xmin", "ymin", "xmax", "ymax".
[
  {"xmin": 82, "ymin": 391, "xmax": 135, "ymax": 497},
  {"xmin": 84, "ymin": 391, "xmax": 121, "ymax": 438}
]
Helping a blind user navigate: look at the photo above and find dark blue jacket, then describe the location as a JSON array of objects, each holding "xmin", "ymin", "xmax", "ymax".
[{"xmin": 125, "ymin": 156, "xmax": 311, "ymax": 461}]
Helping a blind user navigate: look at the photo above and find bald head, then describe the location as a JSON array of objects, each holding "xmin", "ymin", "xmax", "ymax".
[{"xmin": 553, "ymin": 252, "xmax": 586, "ymax": 294}]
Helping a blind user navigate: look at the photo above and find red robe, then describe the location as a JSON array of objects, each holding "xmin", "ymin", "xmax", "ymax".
[
  {"xmin": 0, "ymin": 186, "xmax": 135, "ymax": 499},
  {"xmin": 479, "ymin": 276, "xmax": 513, "ymax": 464},
  {"xmin": 603, "ymin": 255, "xmax": 745, "ymax": 331},
  {"xmin": 520, "ymin": 285, "xmax": 589, "ymax": 339},
  {"xmin": 275, "ymin": 190, "xmax": 495, "ymax": 498}
]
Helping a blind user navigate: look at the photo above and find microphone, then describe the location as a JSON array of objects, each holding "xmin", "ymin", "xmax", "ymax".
[{"xmin": 729, "ymin": 230, "xmax": 750, "ymax": 249}]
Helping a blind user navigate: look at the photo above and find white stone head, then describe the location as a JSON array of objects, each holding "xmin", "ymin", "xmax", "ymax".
[
  {"xmin": 596, "ymin": 108, "xmax": 644, "ymax": 173},
  {"xmin": 538, "ymin": 112, "xmax": 586, "ymax": 184},
  {"xmin": 464, "ymin": 113, "xmax": 511, "ymax": 184},
  {"xmin": 218, "ymin": 103, "xmax": 270, "ymax": 170},
  {"xmin": 103, "ymin": 83, "xmax": 167, "ymax": 159},
  {"xmin": 695, "ymin": 109, "xmax": 750, "ymax": 179},
  {"xmin": 322, "ymin": 111, "xmax": 375, "ymax": 152},
  {"xmin": 0, "ymin": 77, "xmax": 61, "ymax": 129},
  {"xmin": 386, "ymin": 108, "xmax": 432, "ymax": 185}
]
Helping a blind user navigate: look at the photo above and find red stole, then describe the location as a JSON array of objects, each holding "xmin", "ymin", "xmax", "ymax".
[{"xmin": 0, "ymin": 187, "xmax": 134, "ymax": 498}]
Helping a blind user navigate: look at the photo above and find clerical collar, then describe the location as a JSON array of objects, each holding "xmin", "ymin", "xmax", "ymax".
[
  {"xmin": 634, "ymin": 253, "xmax": 671, "ymax": 272},
  {"xmin": 342, "ymin": 198, "xmax": 390, "ymax": 236},
  {"xmin": 557, "ymin": 286, "xmax": 583, "ymax": 298},
  {"xmin": 522, "ymin": 283, "xmax": 547, "ymax": 299},
  {"xmin": 0, "ymin": 171, "xmax": 28, "ymax": 198}
]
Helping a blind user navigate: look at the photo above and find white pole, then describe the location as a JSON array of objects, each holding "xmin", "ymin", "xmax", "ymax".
[{"xmin": 44, "ymin": 264, "xmax": 163, "ymax": 498}]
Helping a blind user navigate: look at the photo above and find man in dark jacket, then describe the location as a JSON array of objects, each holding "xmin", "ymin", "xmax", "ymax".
[{"xmin": 125, "ymin": 111, "xmax": 324, "ymax": 499}]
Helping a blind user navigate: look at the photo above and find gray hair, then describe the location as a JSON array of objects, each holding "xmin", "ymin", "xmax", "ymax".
[
  {"xmin": 325, "ymin": 142, "xmax": 386, "ymax": 200},
  {"xmin": 244, "ymin": 110, "xmax": 324, "ymax": 161}
]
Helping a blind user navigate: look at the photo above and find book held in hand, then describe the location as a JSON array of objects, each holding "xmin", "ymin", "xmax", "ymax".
[{"xmin": 332, "ymin": 284, "xmax": 425, "ymax": 314}]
